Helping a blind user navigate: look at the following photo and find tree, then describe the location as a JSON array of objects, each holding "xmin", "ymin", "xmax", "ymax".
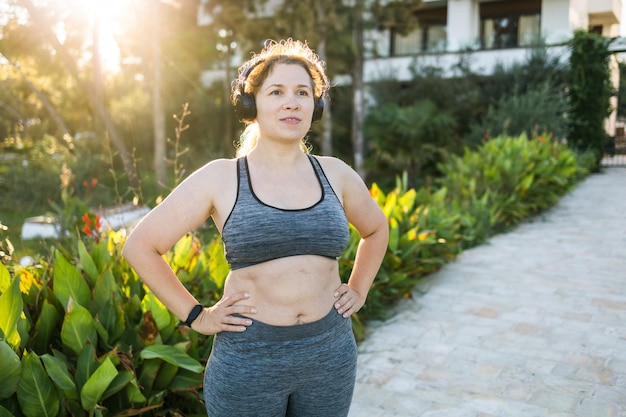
[
  {"xmin": 616, "ymin": 61, "xmax": 626, "ymax": 119},
  {"xmin": 567, "ymin": 29, "xmax": 614, "ymax": 169},
  {"xmin": 150, "ymin": 2, "xmax": 166, "ymax": 187},
  {"xmin": 273, "ymin": 0, "xmax": 422, "ymax": 177},
  {"xmin": 272, "ymin": 0, "xmax": 351, "ymax": 156},
  {"xmin": 201, "ymin": 0, "xmax": 273, "ymax": 153},
  {"xmin": 365, "ymin": 101, "xmax": 456, "ymax": 188},
  {"xmin": 351, "ymin": 0, "xmax": 366, "ymax": 177},
  {"xmin": 17, "ymin": 0, "xmax": 139, "ymax": 186},
  {"xmin": 353, "ymin": 0, "xmax": 423, "ymax": 178}
]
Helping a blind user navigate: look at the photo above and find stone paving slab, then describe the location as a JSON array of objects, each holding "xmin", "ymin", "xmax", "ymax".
[{"xmin": 349, "ymin": 168, "xmax": 626, "ymax": 417}]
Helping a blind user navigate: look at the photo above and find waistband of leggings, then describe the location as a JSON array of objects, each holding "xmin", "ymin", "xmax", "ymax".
[{"xmin": 231, "ymin": 308, "xmax": 349, "ymax": 343}]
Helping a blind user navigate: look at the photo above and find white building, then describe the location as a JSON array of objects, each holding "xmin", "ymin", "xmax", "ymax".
[
  {"xmin": 362, "ymin": 0, "xmax": 622, "ymax": 134},
  {"xmin": 364, "ymin": 0, "xmax": 621, "ymax": 80},
  {"xmin": 199, "ymin": 0, "xmax": 623, "ymax": 133}
]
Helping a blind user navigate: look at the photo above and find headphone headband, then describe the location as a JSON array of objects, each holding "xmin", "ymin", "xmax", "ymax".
[{"xmin": 233, "ymin": 58, "xmax": 325, "ymax": 123}]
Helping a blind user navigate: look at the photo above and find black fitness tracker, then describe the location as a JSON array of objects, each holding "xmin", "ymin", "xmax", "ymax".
[{"xmin": 181, "ymin": 304, "xmax": 203, "ymax": 327}]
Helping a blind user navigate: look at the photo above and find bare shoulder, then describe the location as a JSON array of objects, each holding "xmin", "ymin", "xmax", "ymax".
[
  {"xmin": 193, "ymin": 158, "xmax": 237, "ymax": 179},
  {"xmin": 182, "ymin": 158, "xmax": 237, "ymax": 192},
  {"xmin": 164, "ymin": 157, "xmax": 238, "ymax": 213},
  {"xmin": 314, "ymin": 155, "xmax": 384, "ymax": 234},
  {"xmin": 313, "ymin": 155, "xmax": 359, "ymax": 178},
  {"xmin": 313, "ymin": 155, "xmax": 365, "ymax": 190}
]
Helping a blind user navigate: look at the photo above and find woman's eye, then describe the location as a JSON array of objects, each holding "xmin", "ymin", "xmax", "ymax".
[
  {"xmin": 270, "ymin": 90, "xmax": 281, "ymax": 96},
  {"xmin": 297, "ymin": 90, "xmax": 310, "ymax": 96}
]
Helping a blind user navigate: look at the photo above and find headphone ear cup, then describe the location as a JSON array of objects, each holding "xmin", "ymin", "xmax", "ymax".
[
  {"xmin": 235, "ymin": 92, "xmax": 256, "ymax": 121},
  {"xmin": 312, "ymin": 97, "xmax": 324, "ymax": 122}
]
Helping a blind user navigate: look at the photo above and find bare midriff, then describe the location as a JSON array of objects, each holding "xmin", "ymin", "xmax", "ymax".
[{"xmin": 224, "ymin": 255, "xmax": 341, "ymax": 326}]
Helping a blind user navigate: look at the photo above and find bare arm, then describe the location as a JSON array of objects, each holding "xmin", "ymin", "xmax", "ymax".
[
  {"xmin": 329, "ymin": 160, "xmax": 389, "ymax": 317},
  {"xmin": 122, "ymin": 159, "xmax": 256, "ymax": 334}
]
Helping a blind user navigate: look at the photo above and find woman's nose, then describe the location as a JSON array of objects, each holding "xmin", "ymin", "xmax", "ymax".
[{"xmin": 283, "ymin": 93, "xmax": 300, "ymax": 109}]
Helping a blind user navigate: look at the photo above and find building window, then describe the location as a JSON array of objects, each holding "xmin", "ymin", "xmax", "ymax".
[
  {"xmin": 391, "ymin": 5, "xmax": 447, "ymax": 55},
  {"xmin": 480, "ymin": 0, "xmax": 541, "ymax": 50},
  {"xmin": 589, "ymin": 25, "xmax": 603, "ymax": 35}
]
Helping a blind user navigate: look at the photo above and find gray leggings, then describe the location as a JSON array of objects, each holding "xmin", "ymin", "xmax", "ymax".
[{"xmin": 203, "ymin": 308, "xmax": 357, "ymax": 417}]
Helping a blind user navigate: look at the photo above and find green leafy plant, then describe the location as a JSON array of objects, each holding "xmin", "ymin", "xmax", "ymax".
[
  {"xmin": 0, "ymin": 228, "xmax": 219, "ymax": 416},
  {"xmin": 467, "ymin": 81, "xmax": 568, "ymax": 145},
  {"xmin": 436, "ymin": 133, "xmax": 584, "ymax": 246},
  {"xmin": 340, "ymin": 174, "xmax": 462, "ymax": 331}
]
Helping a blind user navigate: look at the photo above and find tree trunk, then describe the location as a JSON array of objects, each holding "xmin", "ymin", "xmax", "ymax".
[
  {"xmin": 93, "ymin": 11, "xmax": 104, "ymax": 118},
  {"xmin": 315, "ymin": 2, "xmax": 333, "ymax": 156},
  {"xmin": 223, "ymin": 48, "xmax": 233, "ymax": 155},
  {"xmin": 151, "ymin": 3, "xmax": 167, "ymax": 187},
  {"xmin": 13, "ymin": 63, "xmax": 72, "ymax": 143},
  {"xmin": 351, "ymin": 0, "xmax": 366, "ymax": 178}
]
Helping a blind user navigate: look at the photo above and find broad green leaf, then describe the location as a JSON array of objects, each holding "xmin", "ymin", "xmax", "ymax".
[
  {"xmin": 97, "ymin": 298, "xmax": 125, "ymax": 341},
  {"xmin": 94, "ymin": 318, "xmax": 109, "ymax": 346},
  {"xmin": 92, "ymin": 238, "xmax": 111, "ymax": 271},
  {"xmin": 153, "ymin": 361, "xmax": 178, "ymax": 391},
  {"xmin": 101, "ymin": 370, "xmax": 133, "ymax": 399},
  {"xmin": 16, "ymin": 351, "xmax": 59, "ymax": 417},
  {"xmin": 78, "ymin": 239, "xmax": 99, "ymax": 286},
  {"xmin": 0, "ymin": 276, "xmax": 22, "ymax": 349},
  {"xmin": 138, "ymin": 358, "xmax": 161, "ymax": 394},
  {"xmin": 75, "ymin": 344, "xmax": 97, "ymax": 391},
  {"xmin": 398, "ymin": 188, "xmax": 416, "ymax": 213},
  {"xmin": 0, "ymin": 262, "xmax": 11, "ymax": 294},
  {"xmin": 382, "ymin": 191, "xmax": 398, "ymax": 218},
  {"xmin": 94, "ymin": 296, "xmax": 118, "ymax": 338},
  {"xmin": 80, "ymin": 356, "xmax": 118, "ymax": 411},
  {"xmin": 0, "ymin": 340, "xmax": 21, "ymax": 399},
  {"xmin": 170, "ymin": 369, "xmax": 203, "ymax": 391},
  {"xmin": 141, "ymin": 292, "xmax": 170, "ymax": 331},
  {"xmin": 171, "ymin": 234, "xmax": 195, "ymax": 272},
  {"xmin": 0, "ymin": 405, "xmax": 17, "ymax": 417},
  {"xmin": 93, "ymin": 270, "xmax": 116, "ymax": 313},
  {"xmin": 61, "ymin": 303, "xmax": 97, "ymax": 355},
  {"xmin": 126, "ymin": 379, "xmax": 146, "ymax": 404},
  {"xmin": 31, "ymin": 301, "xmax": 61, "ymax": 354},
  {"xmin": 53, "ymin": 251, "xmax": 91, "ymax": 311},
  {"xmin": 388, "ymin": 218, "xmax": 399, "ymax": 253},
  {"xmin": 519, "ymin": 173, "xmax": 535, "ymax": 195},
  {"xmin": 41, "ymin": 353, "xmax": 78, "ymax": 400},
  {"xmin": 208, "ymin": 239, "xmax": 228, "ymax": 290},
  {"xmin": 140, "ymin": 345, "xmax": 203, "ymax": 373}
]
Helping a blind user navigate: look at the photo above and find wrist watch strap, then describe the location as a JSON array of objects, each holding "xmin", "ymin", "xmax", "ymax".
[{"xmin": 181, "ymin": 304, "xmax": 203, "ymax": 327}]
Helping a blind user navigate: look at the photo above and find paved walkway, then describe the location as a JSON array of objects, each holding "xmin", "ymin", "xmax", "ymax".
[{"xmin": 349, "ymin": 168, "xmax": 626, "ymax": 417}]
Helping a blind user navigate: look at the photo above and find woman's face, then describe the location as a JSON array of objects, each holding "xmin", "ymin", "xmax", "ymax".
[{"xmin": 254, "ymin": 63, "xmax": 315, "ymax": 144}]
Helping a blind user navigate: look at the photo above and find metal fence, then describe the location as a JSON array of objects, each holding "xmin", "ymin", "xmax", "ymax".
[
  {"xmin": 602, "ymin": 136, "xmax": 626, "ymax": 167},
  {"xmin": 602, "ymin": 154, "xmax": 626, "ymax": 167}
]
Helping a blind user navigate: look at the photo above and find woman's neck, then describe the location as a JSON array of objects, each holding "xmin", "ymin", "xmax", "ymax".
[{"xmin": 248, "ymin": 141, "xmax": 307, "ymax": 168}]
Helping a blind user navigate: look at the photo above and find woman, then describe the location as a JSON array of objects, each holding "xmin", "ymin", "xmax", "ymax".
[{"xmin": 122, "ymin": 39, "xmax": 388, "ymax": 417}]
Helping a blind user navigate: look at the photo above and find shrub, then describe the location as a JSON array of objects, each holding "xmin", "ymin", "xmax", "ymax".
[
  {"xmin": 340, "ymin": 176, "xmax": 462, "ymax": 332},
  {"xmin": 467, "ymin": 82, "xmax": 568, "ymax": 146},
  {"xmin": 567, "ymin": 30, "xmax": 614, "ymax": 169},
  {"xmin": 365, "ymin": 101, "xmax": 457, "ymax": 189},
  {"xmin": 0, "ymin": 229, "xmax": 223, "ymax": 416},
  {"xmin": 436, "ymin": 134, "xmax": 585, "ymax": 247}
]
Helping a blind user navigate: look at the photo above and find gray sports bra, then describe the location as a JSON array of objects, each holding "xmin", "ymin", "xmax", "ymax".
[{"xmin": 221, "ymin": 155, "xmax": 350, "ymax": 270}]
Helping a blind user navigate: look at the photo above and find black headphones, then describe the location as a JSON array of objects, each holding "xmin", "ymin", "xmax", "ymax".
[{"xmin": 234, "ymin": 59, "xmax": 325, "ymax": 123}]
